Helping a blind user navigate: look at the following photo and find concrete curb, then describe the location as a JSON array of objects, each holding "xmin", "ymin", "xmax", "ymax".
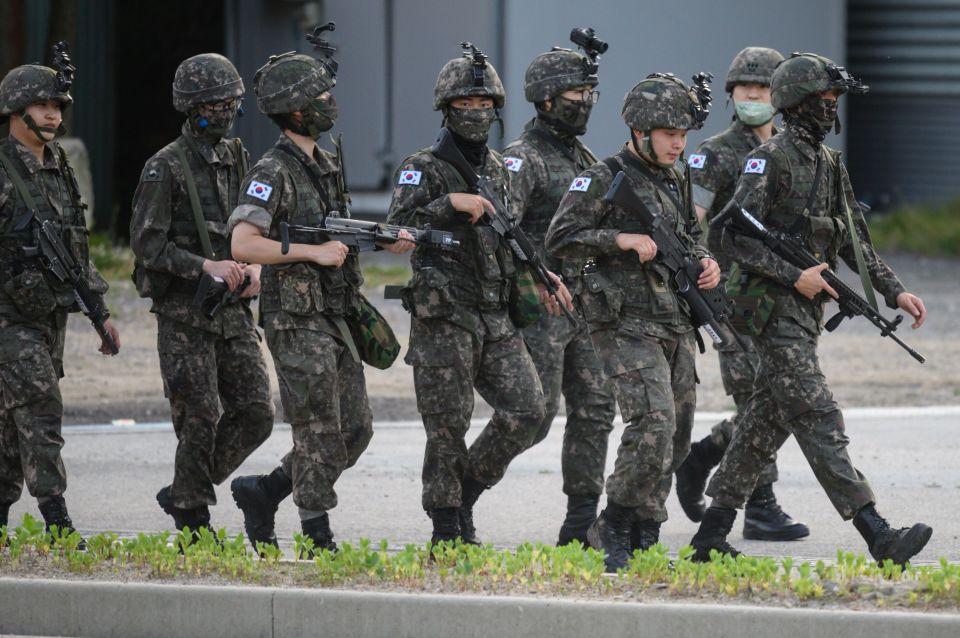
[{"xmin": 2, "ymin": 577, "xmax": 959, "ymax": 638}]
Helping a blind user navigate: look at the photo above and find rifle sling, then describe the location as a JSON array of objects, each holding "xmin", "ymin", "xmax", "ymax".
[
  {"xmin": 833, "ymin": 152, "xmax": 878, "ymax": 311},
  {"xmin": 331, "ymin": 315, "xmax": 361, "ymax": 364},
  {"xmin": 172, "ymin": 142, "xmax": 217, "ymax": 260},
  {"xmin": 615, "ymin": 150, "xmax": 686, "ymax": 215},
  {"xmin": 0, "ymin": 148, "xmax": 43, "ymax": 232}
]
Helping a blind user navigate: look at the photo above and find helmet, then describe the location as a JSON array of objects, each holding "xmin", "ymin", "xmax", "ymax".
[
  {"xmin": 172, "ymin": 53, "xmax": 244, "ymax": 112},
  {"xmin": 523, "ymin": 48, "xmax": 597, "ymax": 103},
  {"xmin": 724, "ymin": 47, "xmax": 784, "ymax": 92},
  {"xmin": 622, "ymin": 73, "xmax": 699, "ymax": 131},
  {"xmin": 433, "ymin": 46, "xmax": 505, "ymax": 110},
  {"xmin": 0, "ymin": 64, "xmax": 72, "ymax": 122},
  {"xmin": 254, "ymin": 52, "xmax": 335, "ymax": 115},
  {"xmin": 770, "ymin": 53, "xmax": 868, "ymax": 111}
]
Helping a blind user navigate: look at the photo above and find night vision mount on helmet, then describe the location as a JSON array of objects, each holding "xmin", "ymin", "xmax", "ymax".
[{"xmin": 770, "ymin": 52, "xmax": 868, "ymax": 111}]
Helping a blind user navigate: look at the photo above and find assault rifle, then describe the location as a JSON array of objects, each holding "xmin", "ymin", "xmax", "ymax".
[
  {"xmin": 604, "ymin": 171, "xmax": 741, "ymax": 350},
  {"xmin": 430, "ymin": 127, "xmax": 578, "ymax": 326},
  {"xmin": 279, "ymin": 218, "xmax": 459, "ymax": 255},
  {"xmin": 22, "ymin": 219, "xmax": 118, "ymax": 355},
  {"xmin": 193, "ymin": 272, "xmax": 251, "ymax": 320},
  {"xmin": 710, "ymin": 204, "xmax": 925, "ymax": 364}
]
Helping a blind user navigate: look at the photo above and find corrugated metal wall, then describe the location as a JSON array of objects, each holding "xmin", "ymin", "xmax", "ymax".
[{"xmin": 848, "ymin": 0, "xmax": 960, "ymax": 206}]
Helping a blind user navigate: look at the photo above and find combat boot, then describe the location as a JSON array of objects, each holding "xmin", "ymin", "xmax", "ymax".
[
  {"xmin": 429, "ymin": 507, "xmax": 461, "ymax": 545},
  {"xmin": 675, "ymin": 435, "xmax": 725, "ymax": 522},
  {"xmin": 458, "ymin": 477, "xmax": 487, "ymax": 546},
  {"xmin": 586, "ymin": 501, "xmax": 635, "ymax": 573},
  {"xmin": 231, "ymin": 467, "xmax": 293, "ymax": 552},
  {"xmin": 557, "ymin": 494, "xmax": 600, "ymax": 546},
  {"xmin": 299, "ymin": 512, "xmax": 337, "ymax": 558},
  {"xmin": 0, "ymin": 502, "xmax": 9, "ymax": 529},
  {"xmin": 743, "ymin": 483, "xmax": 810, "ymax": 541},
  {"xmin": 37, "ymin": 496, "xmax": 86, "ymax": 550},
  {"xmin": 690, "ymin": 506, "xmax": 741, "ymax": 562},
  {"xmin": 156, "ymin": 486, "xmax": 214, "ymax": 545},
  {"xmin": 852, "ymin": 504, "xmax": 932, "ymax": 567},
  {"xmin": 630, "ymin": 519, "xmax": 662, "ymax": 553}
]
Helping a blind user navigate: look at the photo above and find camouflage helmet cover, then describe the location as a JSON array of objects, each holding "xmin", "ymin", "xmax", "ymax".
[
  {"xmin": 523, "ymin": 48, "xmax": 598, "ymax": 103},
  {"xmin": 622, "ymin": 74, "xmax": 698, "ymax": 131},
  {"xmin": 254, "ymin": 52, "xmax": 335, "ymax": 115},
  {"xmin": 433, "ymin": 52, "xmax": 505, "ymax": 110},
  {"xmin": 724, "ymin": 46, "xmax": 784, "ymax": 92},
  {"xmin": 172, "ymin": 53, "xmax": 244, "ymax": 112},
  {"xmin": 770, "ymin": 52, "xmax": 868, "ymax": 110},
  {"xmin": 0, "ymin": 64, "xmax": 73, "ymax": 121}
]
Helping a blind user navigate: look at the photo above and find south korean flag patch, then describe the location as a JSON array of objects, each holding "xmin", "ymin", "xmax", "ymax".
[
  {"xmin": 568, "ymin": 177, "xmax": 591, "ymax": 192},
  {"xmin": 688, "ymin": 153, "xmax": 707, "ymax": 170},
  {"xmin": 744, "ymin": 158, "xmax": 767, "ymax": 174},
  {"xmin": 397, "ymin": 170, "xmax": 422, "ymax": 185},
  {"xmin": 246, "ymin": 181, "xmax": 273, "ymax": 202},
  {"xmin": 504, "ymin": 157, "xmax": 524, "ymax": 172}
]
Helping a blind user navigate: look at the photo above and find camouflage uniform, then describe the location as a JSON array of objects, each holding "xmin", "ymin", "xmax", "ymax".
[
  {"xmin": 130, "ymin": 122, "xmax": 274, "ymax": 511},
  {"xmin": 506, "ymin": 119, "xmax": 614, "ymax": 499},
  {"xmin": 0, "ymin": 58, "xmax": 110, "ymax": 533}
]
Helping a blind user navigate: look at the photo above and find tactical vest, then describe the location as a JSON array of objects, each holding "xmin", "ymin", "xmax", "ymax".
[{"xmin": 259, "ymin": 146, "xmax": 362, "ymax": 318}]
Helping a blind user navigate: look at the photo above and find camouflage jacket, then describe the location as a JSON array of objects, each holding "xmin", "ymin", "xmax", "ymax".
[
  {"xmin": 130, "ymin": 123, "xmax": 251, "ymax": 337},
  {"xmin": 545, "ymin": 144, "xmax": 710, "ymax": 330},
  {"xmin": 725, "ymin": 123, "xmax": 905, "ymax": 334},
  {"xmin": 504, "ymin": 117, "xmax": 597, "ymax": 281},
  {"xmin": 228, "ymin": 134, "xmax": 362, "ymax": 336},
  {"xmin": 386, "ymin": 132, "xmax": 518, "ymax": 314},
  {"xmin": 0, "ymin": 136, "xmax": 108, "ymax": 325}
]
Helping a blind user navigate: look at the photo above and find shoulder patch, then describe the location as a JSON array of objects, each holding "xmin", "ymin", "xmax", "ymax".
[
  {"xmin": 246, "ymin": 180, "xmax": 274, "ymax": 201},
  {"xmin": 398, "ymin": 170, "xmax": 422, "ymax": 185},
  {"xmin": 504, "ymin": 157, "xmax": 524, "ymax": 172},
  {"xmin": 687, "ymin": 154, "xmax": 706, "ymax": 170},
  {"xmin": 568, "ymin": 177, "xmax": 592, "ymax": 192},
  {"xmin": 142, "ymin": 163, "xmax": 166, "ymax": 183},
  {"xmin": 744, "ymin": 158, "xmax": 767, "ymax": 175}
]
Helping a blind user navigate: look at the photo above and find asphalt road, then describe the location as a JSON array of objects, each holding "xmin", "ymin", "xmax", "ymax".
[{"xmin": 6, "ymin": 407, "xmax": 959, "ymax": 565}]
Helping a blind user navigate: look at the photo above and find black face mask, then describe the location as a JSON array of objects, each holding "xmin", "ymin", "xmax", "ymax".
[
  {"xmin": 540, "ymin": 96, "xmax": 593, "ymax": 136},
  {"xmin": 788, "ymin": 95, "xmax": 840, "ymax": 140}
]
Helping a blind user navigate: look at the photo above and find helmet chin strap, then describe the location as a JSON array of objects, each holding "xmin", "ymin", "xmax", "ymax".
[
  {"xmin": 21, "ymin": 112, "xmax": 66, "ymax": 143},
  {"xmin": 631, "ymin": 128, "xmax": 672, "ymax": 167}
]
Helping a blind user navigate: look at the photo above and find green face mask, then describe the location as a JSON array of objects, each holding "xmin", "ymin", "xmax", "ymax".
[
  {"xmin": 301, "ymin": 95, "xmax": 339, "ymax": 139},
  {"xmin": 734, "ymin": 100, "xmax": 775, "ymax": 127},
  {"xmin": 445, "ymin": 106, "xmax": 496, "ymax": 142},
  {"xmin": 544, "ymin": 96, "xmax": 593, "ymax": 136}
]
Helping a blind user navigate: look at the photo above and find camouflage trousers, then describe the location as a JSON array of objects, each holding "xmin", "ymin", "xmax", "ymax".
[
  {"xmin": 592, "ymin": 316, "xmax": 697, "ymax": 522},
  {"xmin": 521, "ymin": 311, "xmax": 615, "ymax": 497},
  {"xmin": 708, "ymin": 328, "xmax": 778, "ymax": 486},
  {"xmin": 405, "ymin": 309, "xmax": 546, "ymax": 511},
  {"xmin": 0, "ymin": 312, "xmax": 68, "ymax": 506},
  {"xmin": 157, "ymin": 316, "xmax": 274, "ymax": 509},
  {"xmin": 267, "ymin": 327, "xmax": 373, "ymax": 513},
  {"xmin": 706, "ymin": 316, "xmax": 876, "ymax": 519}
]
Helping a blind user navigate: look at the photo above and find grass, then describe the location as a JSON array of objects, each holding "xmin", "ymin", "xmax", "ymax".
[
  {"xmin": 867, "ymin": 202, "xmax": 960, "ymax": 257},
  {"xmin": 2, "ymin": 514, "xmax": 959, "ymax": 609}
]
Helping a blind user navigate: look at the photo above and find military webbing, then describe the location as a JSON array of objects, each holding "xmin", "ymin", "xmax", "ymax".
[
  {"xmin": 275, "ymin": 144, "xmax": 331, "ymax": 219},
  {"xmin": 0, "ymin": 148, "xmax": 41, "ymax": 232},
  {"xmin": 833, "ymin": 152, "xmax": 878, "ymax": 311},
  {"xmin": 787, "ymin": 150, "xmax": 826, "ymax": 235},
  {"xmin": 172, "ymin": 142, "xmax": 216, "ymax": 260},
  {"xmin": 230, "ymin": 138, "xmax": 248, "ymax": 187},
  {"xmin": 603, "ymin": 154, "xmax": 686, "ymax": 236}
]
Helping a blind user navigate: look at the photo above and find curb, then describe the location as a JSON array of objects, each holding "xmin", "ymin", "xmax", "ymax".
[{"xmin": 2, "ymin": 578, "xmax": 960, "ymax": 638}]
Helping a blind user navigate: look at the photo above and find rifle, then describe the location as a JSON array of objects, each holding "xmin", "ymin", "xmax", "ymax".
[
  {"xmin": 711, "ymin": 204, "xmax": 925, "ymax": 363},
  {"xmin": 279, "ymin": 218, "xmax": 459, "ymax": 255},
  {"xmin": 22, "ymin": 219, "xmax": 118, "ymax": 355},
  {"xmin": 193, "ymin": 272, "xmax": 251, "ymax": 320},
  {"xmin": 430, "ymin": 127, "xmax": 578, "ymax": 326},
  {"xmin": 604, "ymin": 171, "xmax": 741, "ymax": 350}
]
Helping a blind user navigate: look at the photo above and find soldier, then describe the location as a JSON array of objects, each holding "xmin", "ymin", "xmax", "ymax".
[
  {"xmin": 676, "ymin": 47, "xmax": 809, "ymax": 542},
  {"xmin": 386, "ymin": 43, "xmax": 572, "ymax": 545},
  {"xmin": 227, "ymin": 47, "xmax": 413, "ymax": 554},
  {"xmin": 545, "ymin": 74, "xmax": 720, "ymax": 572},
  {"xmin": 503, "ymin": 44, "xmax": 616, "ymax": 546},
  {"xmin": 0, "ymin": 49, "xmax": 120, "ymax": 539},
  {"xmin": 130, "ymin": 53, "xmax": 275, "ymax": 538},
  {"xmin": 688, "ymin": 53, "xmax": 931, "ymax": 566}
]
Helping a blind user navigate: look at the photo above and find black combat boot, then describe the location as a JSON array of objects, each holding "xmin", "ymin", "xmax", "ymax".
[
  {"xmin": 429, "ymin": 507, "xmax": 461, "ymax": 545},
  {"xmin": 675, "ymin": 435, "xmax": 726, "ymax": 522},
  {"xmin": 0, "ymin": 502, "xmax": 9, "ymax": 529},
  {"xmin": 231, "ymin": 467, "xmax": 293, "ymax": 552},
  {"xmin": 300, "ymin": 512, "xmax": 337, "ymax": 558},
  {"xmin": 690, "ymin": 506, "xmax": 741, "ymax": 562},
  {"xmin": 852, "ymin": 504, "xmax": 932, "ymax": 567},
  {"xmin": 557, "ymin": 494, "xmax": 600, "ymax": 546},
  {"xmin": 630, "ymin": 519, "xmax": 662, "ymax": 553},
  {"xmin": 156, "ymin": 486, "xmax": 213, "ymax": 545},
  {"xmin": 586, "ymin": 501, "xmax": 635, "ymax": 573},
  {"xmin": 458, "ymin": 477, "xmax": 487, "ymax": 546},
  {"xmin": 743, "ymin": 483, "xmax": 810, "ymax": 541},
  {"xmin": 38, "ymin": 496, "xmax": 86, "ymax": 550}
]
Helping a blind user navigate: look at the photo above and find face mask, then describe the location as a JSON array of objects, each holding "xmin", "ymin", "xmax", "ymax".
[
  {"xmin": 795, "ymin": 96, "xmax": 839, "ymax": 136},
  {"xmin": 445, "ymin": 107, "xmax": 496, "ymax": 143},
  {"xmin": 734, "ymin": 100, "xmax": 775, "ymax": 127},
  {"xmin": 301, "ymin": 95, "xmax": 339, "ymax": 138},
  {"xmin": 545, "ymin": 96, "xmax": 593, "ymax": 136}
]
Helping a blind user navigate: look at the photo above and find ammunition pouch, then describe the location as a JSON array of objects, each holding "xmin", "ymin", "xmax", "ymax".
[
  {"xmin": 578, "ymin": 270, "xmax": 623, "ymax": 326},
  {"xmin": 400, "ymin": 267, "xmax": 455, "ymax": 320},
  {"xmin": 806, "ymin": 215, "xmax": 846, "ymax": 260},
  {"xmin": 4, "ymin": 268, "xmax": 57, "ymax": 319},
  {"xmin": 726, "ymin": 263, "xmax": 778, "ymax": 337},
  {"xmin": 275, "ymin": 265, "xmax": 350, "ymax": 317}
]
